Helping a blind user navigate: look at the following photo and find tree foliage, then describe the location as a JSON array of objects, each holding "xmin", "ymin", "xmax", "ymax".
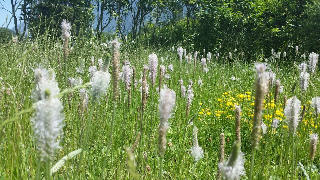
[{"xmin": 22, "ymin": 0, "xmax": 94, "ymax": 38}]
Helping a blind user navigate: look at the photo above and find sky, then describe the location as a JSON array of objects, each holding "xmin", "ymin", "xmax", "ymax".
[{"xmin": 0, "ymin": 0, "xmax": 21, "ymax": 28}]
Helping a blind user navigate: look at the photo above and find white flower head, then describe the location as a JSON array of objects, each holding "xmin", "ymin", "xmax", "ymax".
[
  {"xmin": 61, "ymin": 19, "xmax": 71, "ymax": 40},
  {"xmin": 272, "ymin": 118, "xmax": 280, "ymax": 128},
  {"xmin": 168, "ymin": 64, "xmax": 173, "ymax": 72},
  {"xmin": 261, "ymin": 121, "xmax": 267, "ymax": 134},
  {"xmin": 284, "ymin": 96, "xmax": 301, "ymax": 135},
  {"xmin": 309, "ymin": 52, "xmax": 319, "ymax": 73},
  {"xmin": 311, "ymin": 97, "xmax": 320, "ymax": 115},
  {"xmin": 122, "ymin": 65, "xmax": 133, "ymax": 90},
  {"xmin": 159, "ymin": 85, "xmax": 176, "ymax": 121},
  {"xmin": 254, "ymin": 63, "xmax": 270, "ymax": 94},
  {"xmin": 218, "ymin": 142, "xmax": 245, "ymax": 180},
  {"xmin": 198, "ymin": 77, "xmax": 203, "ymax": 86},
  {"xmin": 187, "ymin": 84, "xmax": 194, "ymax": 107},
  {"xmin": 201, "ymin": 58, "xmax": 206, "ymax": 66},
  {"xmin": 149, "ymin": 53, "xmax": 158, "ymax": 86},
  {"xmin": 299, "ymin": 62, "xmax": 308, "ymax": 72},
  {"xmin": 177, "ymin": 47, "xmax": 183, "ymax": 61},
  {"xmin": 300, "ymin": 71, "xmax": 309, "ymax": 92},
  {"xmin": 32, "ymin": 68, "xmax": 60, "ymax": 101},
  {"xmin": 32, "ymin": 96, "xmax": 64, "ymax": 161},
  {"xmin": 310, "ymin": 133, "xmax": 319, "ymax": 142},
  {"xmin": 190, "ymin": 126, "xmax": 204, "ymax": 162},
  {"xmin": 207, "ymin": 52, "xmax": 212, "ymax": 63},
  {"xmin": 89, "ymin": 66, "xmax": 97, "ymax": 78},
  {"xmin": 91, "ymin": 70, "xmax": 111, "ymax": 101},
  {"xmin": 269, "ymin": 71, "xmax": 276, "ymax": 86}
]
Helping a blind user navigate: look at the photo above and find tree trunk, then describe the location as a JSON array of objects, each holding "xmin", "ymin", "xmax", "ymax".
[{"xmin": 11, "ymin": 0, "xmax": 19, "ymax": 36}]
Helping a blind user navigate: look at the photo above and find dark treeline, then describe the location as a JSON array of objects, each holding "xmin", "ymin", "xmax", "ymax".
[{"xmin": 2, "ymin": 0, "xmax": 320, "ymax": 56}]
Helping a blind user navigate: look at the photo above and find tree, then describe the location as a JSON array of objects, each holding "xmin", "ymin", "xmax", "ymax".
[{"xmin": 22, "ymin": 0, "xmax": 94, "ymax": 38}]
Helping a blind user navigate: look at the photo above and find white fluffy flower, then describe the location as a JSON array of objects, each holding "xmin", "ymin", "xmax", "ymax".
[
  {"xmin": 309, "ymin": 52, "xmax": 319, "ymax": 73},
  {"xmin": 254, "ymin": 63, "xmax": 270, "ymax": 94},
  {"xmin": 91, "ymin": 70, "xmax": 111, "ymax": 101},
  {"xmin": 187, "ymin": 84, "xmax": 194, "ymax": 107},
  {"xmin": 177, "ymin": 47, "xmax": 183, "ymax": 61},
  {"xmin": 207, "ymin": 52, "xmax": 212, "ymax": 63},
  {"xmin": 89, "ymin": 66, "xmax": 97, "ymax": 78},
  {"xmin": 122, "ymin": 65, "xmax": 133, "ymax": 90},
  {"xmin": 269, "ymin": 71, "xmax": 276, "ymax": 86},
  {"xmin": 299, "ymin": 62, "xmax": 308, "ymax": 72},
  {"xmin": 310, "ymin": 133, "xmax": 318, "ymax": 142},
  {"xmin": 218, "ymin": 142, "xmax": 245, "ymax": 180},
  {"xmin": 32, "ymin": 68, "xmax": 60, "ymax": 102},
  {"xmin": 284, "ymin": 96, "xmax": 301, "ymax": 135},
  {"xmin": 201, "ymin": 58, "xmax": 206, "ymax": 66},
  {"xmin": 198, "ymin": 77, "xmax": 203, "ymax": 86},
  {"xmin": 261, "ymin": 121, "xmax": 267, "ymax": 134},
  {"xmin": 311, "ymin": 97, "xmax": 320, "ymax": 115},
  {"xmin": 168, "ymin": 64, "xmax": 173, "ymax": 72},
  {"xmin": 272, "ymin": 118, "xmax": 280, "ymax": 128},
  {"xmin": 159, "ymin": 85, "xmax": 176, "ymax": 121},
  {"xmin": 190, "ymin": 126, "xmax": 204, "ymax": 162},
  {"xmin": 32, "ymin": 92, "xmax": 64, "ymax": 161},
  {"xmin": 149, "ymin": 53, "xmax": 158, "ymax": 86},
  {"xmin": 300, "ymin": 71, "xmax": 309, "ymax": 92},
  {"xmin": 61, "ymin": 19, "xmax": 71, "ymax": 40}
]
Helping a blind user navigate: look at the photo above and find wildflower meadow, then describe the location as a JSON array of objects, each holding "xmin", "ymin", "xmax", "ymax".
[{"xmin": 0, "ymin": 19, "xmax": 320, "ymax": 180}]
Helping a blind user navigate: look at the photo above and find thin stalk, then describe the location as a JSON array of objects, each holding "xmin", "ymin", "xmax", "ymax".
[
  {"xmin": 76, "ymin": 101, "xmax": 96, "ymax": 179},
  {"xmin": 101, "ymin": 102, "xmax": 116, "ymax": 179},
  {"xmin": 159, "ymin": 156, "xmax": 163, "ymax": 180},
  {"xmin": 250, "ymin": 148, "xmax": 256, "ymax": 180},
  {"xmin": 291, "ymin": 134, "xmax": 295, "ymax": 179},
  {"xmin": 45, "ymin": 160, "xmax": 51, "ymax": 180},
  {"xmin": 35, "ymin": 158, "xmax": 41, "ymax": 180}
]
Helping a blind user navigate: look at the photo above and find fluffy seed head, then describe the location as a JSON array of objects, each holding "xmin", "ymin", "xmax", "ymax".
[
  {"xmin": 177, "ymin": 47, "xmax": 183, "ymax": 61},
  {"xmin": 300, "ymin": 71, "xmax": 309, "ymax": 92},
  {"xmin": 159, "ymin": 85, "xmax": 176, "ymax": 121},
  {"xmin": 122, "ymin": 65, "xmax": 133, "ymax": 90},
  {"xmin": 284, "ymin": 96, "xmax": 301, "ymax": 135},
  {"xmin": 149, "ymin": 53, "xmax": 158, "ymax": 86},
  {"xmin": 32, "ymin": 96, "xmax": 64, "ymax": 161},
  {"xmin": 299, "ymin": 62, "xmax": 308, "ymax": 72},
  {"xmin": 207, "ymin": 52, "xmax": 212, "ymax": 63},
  {"xmin": 311, "ymin": 97, "xmax": 320, "ymax": 116},
  {"xmin": 272, "ymin": 118, "xmax": 280, "ymax": 128},
  {"xmin": 61, "ymin": 19, "xmax": 71, "ymax": 41},
  {"xmin": 190, "ymin": 126, "xmax": 204, "ymax": 162},
  {"xmin": 251, "ymin": 63, "xmax": 269, "ymax": 149},
  {"xmin": 32, "ymin": 68, "xmax": 60, "ymax": 102},
  {"xmin": 158, "ymin": 85, "xmax": 176, "ymax": 157},
  {"xmin": 91, "ymin": 70, "xmax": 111, "ymax": 101},
  {"xmin": 309, "ymin": 133, "xmax": 318, "ymax": 160},
  {"xmin": 218, "ymin": 141, "xmax": 245, "ymax": 180},
  {"xmin": 309, "ymin": 52, "xmax": 319, "ymax": 73}
]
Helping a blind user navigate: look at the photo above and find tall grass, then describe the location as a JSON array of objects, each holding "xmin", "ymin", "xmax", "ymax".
[{"xmin": 0, "ymin": 34, "xmax": 319, "ymax": 179}]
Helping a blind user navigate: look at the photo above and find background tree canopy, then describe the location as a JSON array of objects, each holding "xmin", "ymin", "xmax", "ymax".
[{"xmin": 4, "ymin": 0, "xmax": 320, "ymax": 55}]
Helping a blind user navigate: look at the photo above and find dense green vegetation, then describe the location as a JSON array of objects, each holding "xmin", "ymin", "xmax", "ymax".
[
  {"xmin": 1, "ymin": 0, "xmax": 320, "ymax": 179},
  {"xmin": 4, "ymin": 0, "xmax": 320, "ymax": 54},
  {"xmin": 0, "ymin": 33, "xmax": 319, "ymax": 179}
]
